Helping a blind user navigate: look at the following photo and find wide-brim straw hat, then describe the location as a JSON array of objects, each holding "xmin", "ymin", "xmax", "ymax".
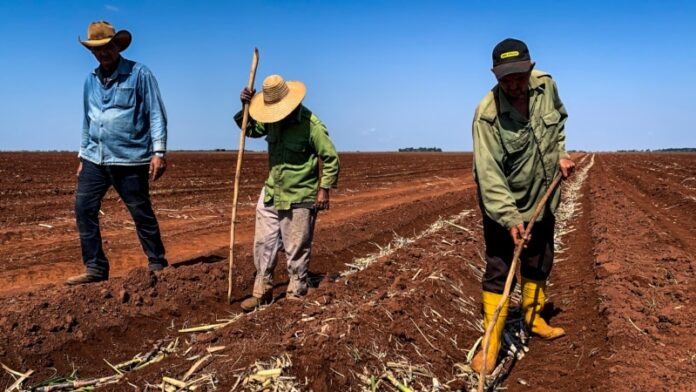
[
  {"xmin": 249, "ymin": 75, "xmax": 306, "ymax": 123},
  {"xmin": 79, "ymin": 21, "xmax": 131, "ymax": 51}
]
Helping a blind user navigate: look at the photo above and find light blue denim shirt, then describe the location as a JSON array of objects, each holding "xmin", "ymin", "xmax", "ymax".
[{"xmin": 79, "ymin": 57, "xmax": 167, "ymax": 165}]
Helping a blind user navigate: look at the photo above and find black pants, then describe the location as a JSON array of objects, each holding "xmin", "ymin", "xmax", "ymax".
[
  {"xmin": 481, "ymin": 214, "xmax": 555, "ymax": 293},
  {"xmin": 75, "ymin": 160, "xmax": 167, "ymax": 277}
]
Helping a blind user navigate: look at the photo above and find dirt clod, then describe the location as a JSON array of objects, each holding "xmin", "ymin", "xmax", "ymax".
[{"xmin": 119, "ymin": 289, "xmax": 130, "ymax": 303}]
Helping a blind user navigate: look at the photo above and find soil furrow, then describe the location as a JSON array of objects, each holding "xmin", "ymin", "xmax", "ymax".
[{"xmin": 0, "ymin": 180, "xmax": 477, "ymax": 389}]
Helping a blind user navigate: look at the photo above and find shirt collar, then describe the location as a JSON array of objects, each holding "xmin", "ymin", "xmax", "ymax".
[
  {"xmin": 92, "ymin": 56, "xmax": 131, "ymax": 78},
  {"xmin": 497, "ymin": 90, "xmax": 515, "ymax": 116},
  {"xmin": 528, "ymin": 73, "xmax": 545, "ymax": 92},
  {"xmin": 293, "ymin": 104, "xmax": 304, "ymax": 122},
  {"xmin": 496, "ymin": 76, "xmax": 546, "ymax": 116},
  {"xmin": 282, "ymin": 104, "xmax": 304, "ymax": 124}
]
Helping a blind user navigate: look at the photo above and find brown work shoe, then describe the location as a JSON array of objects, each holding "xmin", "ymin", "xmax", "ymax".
[
  {"xmin": 65, "ymin": 273, "xmax": 107, "ymax": 286},
  {"xmin": 240, "ymin": 295, "xmax": 271, "ymax": 312}
]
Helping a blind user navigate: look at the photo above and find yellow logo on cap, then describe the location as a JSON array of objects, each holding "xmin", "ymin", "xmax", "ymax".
[{"xmin": 501, "ymin": 51, "xmax": 520, "ymax": 59}]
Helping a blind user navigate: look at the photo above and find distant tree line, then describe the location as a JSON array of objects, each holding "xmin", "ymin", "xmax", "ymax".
[
  {"xmin": 617, "ymin": 148, "xmax": 696, "ymax": 153},
  {"xmin": 398, "ymin": 147, "xmax": 443, "ymax": 152}
]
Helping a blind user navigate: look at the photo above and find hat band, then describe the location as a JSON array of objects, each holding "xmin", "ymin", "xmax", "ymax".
[
  {"xmin": 264, "ymin": 82, "xmax": 290, "ymax": 104},
  {"xmin": 89, "ymin": 33, "xmax": 115, "ymax": 40}
]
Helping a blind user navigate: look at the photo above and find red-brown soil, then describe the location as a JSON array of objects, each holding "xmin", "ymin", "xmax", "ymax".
[
  {"xmin": 586, "ymin": 153, "xmax": 696, "ymax": 391},
  {"xmin": 0, "ymin": 152, "xmax": 470, "ymax": 293},
  {"xmin": 1, "ymin": 152, "xmax": 695, "ymax": 391}
]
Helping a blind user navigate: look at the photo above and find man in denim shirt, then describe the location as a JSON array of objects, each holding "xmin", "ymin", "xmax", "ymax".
[{"xmin": 66, "ymin": 21, "xmax": 168, "ymax": 285}]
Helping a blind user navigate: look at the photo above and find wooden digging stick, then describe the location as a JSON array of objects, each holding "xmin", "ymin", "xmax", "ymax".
[
  {"xmin": 228, "ymin": 48, "xmax": 259, "ymax": 303},
  {"xmin": 477, "ymin": 172, "xmax": 562, "ymax": 391}
]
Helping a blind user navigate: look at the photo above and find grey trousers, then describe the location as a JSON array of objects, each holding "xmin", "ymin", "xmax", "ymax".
[{"xmin": 253, "ymin": 189, "xmax": 317, "ymax": 298}]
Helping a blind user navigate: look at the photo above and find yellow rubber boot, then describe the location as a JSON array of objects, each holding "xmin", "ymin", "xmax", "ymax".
[
  {"xmin": 471, "ymin": 291, "xmax": 509, "ymax": 375},
  {"xmin": 522, "ymin": 278, "xmax": 565, "ymax": 340}
]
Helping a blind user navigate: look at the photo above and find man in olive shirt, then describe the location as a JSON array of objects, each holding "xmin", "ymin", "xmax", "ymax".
[
  {"xmin": 470, "ymin": 38, "xmax": 575, "ymax": 374},
  {"xmin": 236, "ymin": 75, "xmax": 340, "ymax": 311}
]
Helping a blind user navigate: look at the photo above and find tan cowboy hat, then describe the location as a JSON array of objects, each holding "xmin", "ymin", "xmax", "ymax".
[
  {"xmin": 249, "ymin": 75, "xmax": 306, "ymax": 123},
  {"xmin": 79, "ymin": 21, "xmax": 131, "ymax": 51}
]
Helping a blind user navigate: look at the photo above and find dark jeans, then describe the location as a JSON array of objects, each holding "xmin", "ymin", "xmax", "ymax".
[
  {"xmin": 75, "ymin": 160, "xmax": 167, "ymax": 277},
  {"xmin": 481, "ymin": 214, "xmax": 555, "ymax": 293}
]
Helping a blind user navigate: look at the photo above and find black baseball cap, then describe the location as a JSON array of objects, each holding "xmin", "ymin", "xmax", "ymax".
[{"xmin": 491, "ymin": 38, "xmax": 533, "ymax": 79}]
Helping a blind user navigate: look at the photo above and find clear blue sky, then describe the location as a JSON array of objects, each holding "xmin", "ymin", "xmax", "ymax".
[{"xmin": 1, "ymin": 0, "xmax": 694, "ymax": 152}]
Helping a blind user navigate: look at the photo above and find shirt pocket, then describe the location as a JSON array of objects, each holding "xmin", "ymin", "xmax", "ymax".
[
  {"xmin": 113, "ymin": 87, "xmax": 135, "ymax": 108},
  {"xmin": 500, "ymin": 127, "xmax": 531, "ymax": 156},
  {"xmin": 499, "ymin": 127, "xmax": 531, "ymax": 174},
  {"xmin": 542, "ymin": 110, "xmax": 561, "ymax": 132},
  {"xmin": 266, "ymin": 133, "xmax": 281, "ymax": 165},
  {"xmin": 284, "ymin": 141, "xmax": 309, "ymax": 166},
  {"xmin": 541, "ymin": 110, "xmax": 562, "ymax": 152}
]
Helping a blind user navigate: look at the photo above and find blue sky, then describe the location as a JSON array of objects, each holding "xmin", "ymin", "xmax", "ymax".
[{"xmin": 0, "ymin": 0, "xmax": 694, "ymax": 152}]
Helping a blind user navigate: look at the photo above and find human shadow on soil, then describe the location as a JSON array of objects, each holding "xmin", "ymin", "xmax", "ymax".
[
  {"xmin": 540, "ymin": 301, "xmax": 563, "ymax": 321},
  {"xmin": 171, "ymin": 254, "xmax": 225, "ymax": 268}
]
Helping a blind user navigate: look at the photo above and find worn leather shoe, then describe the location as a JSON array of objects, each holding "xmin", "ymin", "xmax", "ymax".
[
  {"xmin": 65, "ymin": 273, "xmax": 107, "ymax": 286},
  {"xmin": 240, "ymin": 295, "xmax": 272, "ymax": 312},
  {"xmin": 148, "ymin": 262, "xmax": 168, "ymax": 272}
]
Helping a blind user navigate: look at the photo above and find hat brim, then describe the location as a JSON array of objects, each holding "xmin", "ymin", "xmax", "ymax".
[
  {"xmin": 80, "ymin": 30, "xmax": 132, "ymax": 52},
  {"xmin": 492, "ymin": 60, "xmax": 532, "ymax": 79},
  {"xmin": 249, "ymin": 81, "xmax": 307, "ymax": 123}
]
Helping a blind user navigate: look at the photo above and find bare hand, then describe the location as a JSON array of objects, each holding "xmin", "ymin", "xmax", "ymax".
[
  {"xmin": 76, "ymin": 161, "xmax": 83, "ymax": 177},
  {"xmin": 240, "ymin": 87, "xmax": 256, "ymax": 105},
  {"xmin": 314, "ymin": 188, "xmax": 330, "ymax": 210},
  {"xmin": 149, "ymin": 156, "xmax": 167, "ymax": 181},
  {"xmin": 559, "ymin": 158, "xmax": 576, "ymax": 179},
  {"xmin": 510, "ymin": 223, "xmax": 531, "ymax": 248}
]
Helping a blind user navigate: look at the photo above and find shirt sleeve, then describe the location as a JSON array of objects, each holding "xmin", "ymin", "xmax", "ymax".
[
  {"xmin": 551, "ymin": 80, "xmax": 570, "ymax": 159},
  {"xmin": 233, "ymin": 110, "xmax": 267, "ymax": 138},
  {"xmin": 80, "ymin": 77, "xmax": 90, "ymax": 155},
  {"xmin": 310, "ymin": 118, "xmax": 340, "ymax": 189},
  {"xmin": 139, "ymin": 68, "xmax": 168, "ymax": 152},
  {"xmin": 472, "ymin": 117, "xmax": 523, "ymax": 229}
]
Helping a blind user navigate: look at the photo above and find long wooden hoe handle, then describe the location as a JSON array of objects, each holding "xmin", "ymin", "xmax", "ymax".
[
  {"xmin": 228, "ymin": 48, "xmax": 260, "ymax": 303},
  {"xmin": 477, "ymin": 173, "xmax": 562, "ymax": 391}
]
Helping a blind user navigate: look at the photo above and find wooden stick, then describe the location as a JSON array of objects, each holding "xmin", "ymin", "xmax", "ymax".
[
  {"xmin": 34, "ymin": 374, "xmax": 122, "ymax": 392},
  {"xmin": 228, "ymin": 48, "xmax": 260, "ymax": 303},
  {"xmin": 477, "ymin": 173, "xmax": 562, "ymax": 392}
]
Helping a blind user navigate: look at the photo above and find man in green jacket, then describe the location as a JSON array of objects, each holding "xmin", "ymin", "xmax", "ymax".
[
  {"xmin": 471, "ymin": 38, "xmax": 575, "ymax": 374},
  {"xmin": 236, "ymin": 75, "xmax": 340, "ymax": 312}
]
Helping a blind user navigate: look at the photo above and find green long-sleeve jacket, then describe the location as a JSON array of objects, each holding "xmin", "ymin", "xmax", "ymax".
[
  {"xmin": 472, "ymin": 70, "xmax": 570, "ymax": 229},
  {"xmin": 235, "ymin": 105, "xmax": 340, "ymax": 211}
]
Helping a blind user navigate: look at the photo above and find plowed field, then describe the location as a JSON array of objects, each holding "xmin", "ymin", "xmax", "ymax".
[{"xmin": 1, "ymin": 152, "xmax": 694, "ymax": 391}]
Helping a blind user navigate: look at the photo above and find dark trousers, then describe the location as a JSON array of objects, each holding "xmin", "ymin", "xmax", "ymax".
[
  {"xmin": 75, "ymin": 160, "xmax": 167, "ymax": 277},
  {"xmin": 481, "ymin": 214, "xmax": 555, "ymax": 293}
]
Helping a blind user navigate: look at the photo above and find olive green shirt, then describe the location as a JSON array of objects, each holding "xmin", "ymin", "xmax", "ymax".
[
  {"xmin": 235, "ymin": 105, "xmax": 340, "ymax": 211},
  {"xmin": 472, "ymin": 70, "xmax": 570, "ymax": 229}
]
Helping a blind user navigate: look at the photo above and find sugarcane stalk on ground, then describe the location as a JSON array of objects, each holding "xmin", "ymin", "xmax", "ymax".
[
  {"xmin": 477, "ymin": 173, "xmax": 562, "ymax": 392},
  {"xmin": 228, "ymin": 48, "xmax": 260, "ymax": 303},
  {"xmin": 33, "ymin": 374, "xmax": 122, "ymax": 391}
]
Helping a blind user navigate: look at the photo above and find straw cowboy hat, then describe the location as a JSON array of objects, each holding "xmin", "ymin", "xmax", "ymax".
[
  {"xmin": 249, "ymin": 75, "xmax": 306, "ymax": 123},
  {"xmin": 79, "ymin": 21, "xmax": 132, "ymax": 51}
]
